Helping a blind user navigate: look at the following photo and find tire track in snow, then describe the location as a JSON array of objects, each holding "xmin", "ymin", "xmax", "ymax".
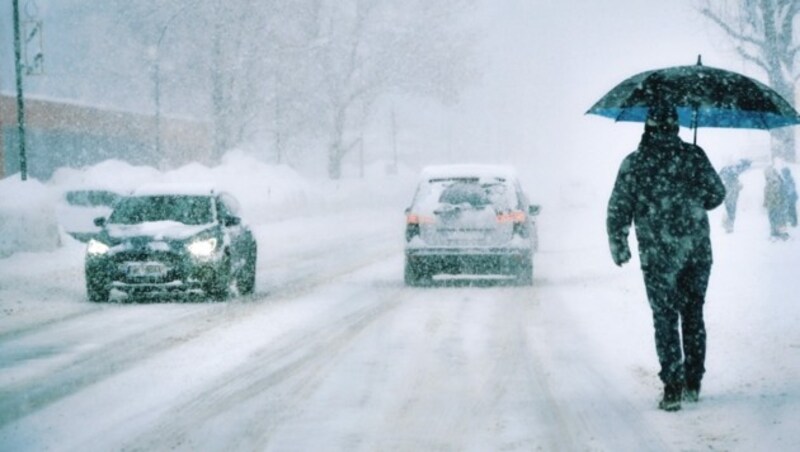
[
  {"xmin": 522, "ymin": 291, "xmax": 671, "ymax": 451},
  {"xmin": 121, "ymin": 279, "xmax": 406, "ymax": 451}
]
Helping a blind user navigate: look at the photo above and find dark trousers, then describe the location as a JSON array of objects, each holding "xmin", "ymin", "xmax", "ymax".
[{"xmin": 642, "ymin": 255, "xmax": 710, "ymax": 386}]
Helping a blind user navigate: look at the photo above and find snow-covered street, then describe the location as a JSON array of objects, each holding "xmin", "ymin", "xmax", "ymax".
[{"xmin": 1, "ymin": 168, "xmax": 798, "ymax": 450}]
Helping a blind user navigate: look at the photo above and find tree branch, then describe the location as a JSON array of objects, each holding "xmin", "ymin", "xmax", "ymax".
[
  {"xmin": 700, "ymin": 7, "xmax": 765, "ymax": 47},
  {"xmin": 736, "ymin": 45, "xmax": 769, "ymax": 72}
]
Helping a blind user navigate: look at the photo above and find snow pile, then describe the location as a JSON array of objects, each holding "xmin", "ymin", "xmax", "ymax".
[
  {"xmin": 0, "ymin": 151, "xmax": 419, "ymax": 257},
  {"xmin": 0, "ymin": 177, "xmax": 60, "ymax": 257},
  {"xmin": 45, "ymin": 151, "xmax": 323, "ymax": 225},
  {"xmin": 49, "ymin": 159, "xmax": 162, "ymax": 191}
]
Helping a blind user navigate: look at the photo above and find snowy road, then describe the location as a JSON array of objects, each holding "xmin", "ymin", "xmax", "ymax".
[{"xmin": 1, "ymin": 205, "xmax": 798, "ymax": 451}]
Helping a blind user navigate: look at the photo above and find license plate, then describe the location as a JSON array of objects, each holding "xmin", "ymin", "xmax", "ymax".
[{"xmin": 125, "ymin": 262, "xmax": 167, "ymax": 277}]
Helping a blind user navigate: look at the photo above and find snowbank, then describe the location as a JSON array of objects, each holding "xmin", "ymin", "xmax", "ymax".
[
  {"xmin": 0, "ymin": 176, "xmax": 60, "ymax": 257},
  {"xmin": 49, "ymin": 159, "xmax": 162, "ymax": 191},
  {"xmin": 0, "ymin": 151, "xmax": 418, "ymax": 257},
  {"xmin": 161, "ymin": 151, "xmax": 324, "ymax": 225}
]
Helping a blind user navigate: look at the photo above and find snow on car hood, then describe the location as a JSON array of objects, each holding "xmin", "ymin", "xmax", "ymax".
[{"xmin": 106, "ymin": 221, "xmax": 214, "ymax": 241}]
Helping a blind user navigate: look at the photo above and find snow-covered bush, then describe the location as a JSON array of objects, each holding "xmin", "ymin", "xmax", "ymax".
[{"xmin": 163, "ymin": 150, "xmax": 324, "ymax": 224}]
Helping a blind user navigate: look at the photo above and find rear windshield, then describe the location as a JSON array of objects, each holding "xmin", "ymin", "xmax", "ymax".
[
  {"xmin": 417, "ymin": 178, "xmax": 517, "ymax": 210},
  {"xmin": 439, "ymin": 182, "xmax": 490, "ymax": 207},
  {"xmin": 108, "ymin": 195, "xmax": 214, "ymax": 225}
]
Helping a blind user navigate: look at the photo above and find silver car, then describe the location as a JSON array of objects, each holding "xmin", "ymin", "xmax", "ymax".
[{"xmin": 404, "ymin": 165, "xmax": 540, "ymax": 286}]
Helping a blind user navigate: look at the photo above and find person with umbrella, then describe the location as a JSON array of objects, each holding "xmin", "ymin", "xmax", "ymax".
[
  {"xmin": 719, "ymin": 159, "xmax": 752, "ymax": 233},
  {"xmin": 590, "ymin": 56, "xmax": 800, "ymax": 412},
  {"xmin": 606, "ymin": 102, "xmax": 726, "ymax": 411}
]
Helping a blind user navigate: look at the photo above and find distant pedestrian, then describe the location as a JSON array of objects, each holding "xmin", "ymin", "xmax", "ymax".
[
  {"xmin": 764, "ymin": 166, "xmax": 788, "ymax": 240},
  {"xmin": 719, "ymin": 159, "xmax": 751, "ymax": 233},
  {"xmin": 606, "ymin": 103, "xmax": 726, "ymax": 412},
  {"xmin": 781, "ymin": 167, "xmax": 797, "ymax": 228}
]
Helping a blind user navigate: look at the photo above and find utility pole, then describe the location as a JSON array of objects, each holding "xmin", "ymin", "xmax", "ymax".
[{"xmin": 12, "ymin": 0, "xmax": 27, "ymax": 180}]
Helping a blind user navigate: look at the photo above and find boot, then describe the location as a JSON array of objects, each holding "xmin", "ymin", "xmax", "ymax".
[
  {"xmin": 658, "ymin": 383, "xmax": 682, "ymax": 412},
  {"xmin": 684, "ymin": 380, "xmax": 701, "ymax": 403}
]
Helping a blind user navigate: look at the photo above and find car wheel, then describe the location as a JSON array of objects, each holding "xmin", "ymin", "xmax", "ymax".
[
  {"xmin": 86, "ymin": 272, "xmax": 110, "ymax": 302},
  {"xmin": 516, "ymin": 260, "xmax": 533, "ymax": 286},
  {"xmin": 238, "ymin": 243, "xmax": 257, "ymax": 295},
  {"xmin": 207, "ymin": 254, "xmax": 232, "ymax": 301}
]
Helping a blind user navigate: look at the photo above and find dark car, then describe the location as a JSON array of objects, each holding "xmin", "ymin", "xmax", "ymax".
[
  {"xmin": 404, "ymin": 165, "xmax": 540, "ymax": 286},
  {"xmin": 84, "ymin": 185, "xmax": 257, "ymax": 302}
]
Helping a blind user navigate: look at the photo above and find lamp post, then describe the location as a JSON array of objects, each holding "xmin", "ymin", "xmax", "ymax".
[{"xmin": 12, "ymin": 0, "xmax": 27, "ymax": 180}]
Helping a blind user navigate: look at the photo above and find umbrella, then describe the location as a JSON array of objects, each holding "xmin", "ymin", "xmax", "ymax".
[{"xmin": 587, "ymin": 55, "xmax": 800, "ymax": 143}]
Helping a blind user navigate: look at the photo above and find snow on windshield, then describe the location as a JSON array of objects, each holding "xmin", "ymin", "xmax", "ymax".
[{"xmin": 108, "ymin": 195, "xmax": 214, "ymax": 225}]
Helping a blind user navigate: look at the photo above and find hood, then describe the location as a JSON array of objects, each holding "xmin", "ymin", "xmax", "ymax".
[
  {"xmin": 106, "ymin": 221, "xmax": 214, "ymax": 241},
  {"xmin": 638, "ymin": 131, "xmax": 684, "ymax": 159}
]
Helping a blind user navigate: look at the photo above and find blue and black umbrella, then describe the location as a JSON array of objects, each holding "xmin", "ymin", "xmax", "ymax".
[{"xmin": 587, "ymin": 56, "xmax": 800, "ymax": 143}]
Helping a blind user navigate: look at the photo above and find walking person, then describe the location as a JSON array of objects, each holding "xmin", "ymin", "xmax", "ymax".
[
  {"xmin": 719, "ymin": 159, "xmax": 751, "ymax": 232},
  {"xmin": 606, "ymin": 103, "xmax": 726, "ymax": 411},
  {"xmin": 781, "ymin": 167, "xmax": 797, "ymax": 228},
  {"xmin": 764, "ymin": 166, "xmax": 788, "ymax": 240}
]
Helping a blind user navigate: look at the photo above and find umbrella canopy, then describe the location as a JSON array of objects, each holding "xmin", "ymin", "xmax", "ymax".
[{"xmin": 587, "ymin": 56, "xmax": 800, "ymax": 133}]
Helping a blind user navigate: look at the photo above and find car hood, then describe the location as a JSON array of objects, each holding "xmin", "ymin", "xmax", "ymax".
[{"xmin": 106, "ymin": 221, "xmax": 214, "ymax": 241}]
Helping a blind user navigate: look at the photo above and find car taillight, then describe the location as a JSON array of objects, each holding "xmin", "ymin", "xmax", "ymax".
[
  {"xmin": 497, "ymin": 211, "xmax": 529, "ymax": 237},
  {"xmin": 406, "ymin": 213, "xmax": 435, "ymax": 225},
  {"xmin": 406, "ymin": 213, "xmax": 434, "ymax": 241},
  {"xmin": 496, "ymin": 211, "xmax": 526, "ymax": 223}
]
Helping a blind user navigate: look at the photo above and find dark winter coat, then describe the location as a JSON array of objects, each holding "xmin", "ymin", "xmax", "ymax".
[{"xmin": 607, "ymin": 131, "xmax": 726, "ymax": 272}]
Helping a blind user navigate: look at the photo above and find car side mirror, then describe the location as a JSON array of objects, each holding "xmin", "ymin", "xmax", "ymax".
[
  {"xmin": 528, "ymin": 205, "xmax": 541, "ymax": 216},
  {"xmin": 93, "ymin": 217, "xmax": 106, "ymax": 227},
  {"xmin": 224, "ymin": 216, "xmax": 241, "ymax": 227}
]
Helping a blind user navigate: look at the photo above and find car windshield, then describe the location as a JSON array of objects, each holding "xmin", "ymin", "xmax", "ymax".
[{"xmin": 108, "ymin": 195, "xmax": 214, "ymax": 225}]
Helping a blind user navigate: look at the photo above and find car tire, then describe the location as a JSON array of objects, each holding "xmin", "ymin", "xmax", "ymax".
[
  {"xmin": 516, "ymin": 260, "xmax": 534, "ymax": 286},
  {"xmin": 86, "ymin": 273, "xmax": 110, "ymax": 302},
  {"xmin": 207, "ymin": 254, "xmax": 232, "ymax": 301},
  {"xmin": 238, "ymin": 243, "xmax": 257, "ymax": 295}
]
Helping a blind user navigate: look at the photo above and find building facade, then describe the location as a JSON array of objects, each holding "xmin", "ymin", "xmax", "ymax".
[{"xmin": 0, "ymin": 94, "xmax": 211, "ymax": 180}]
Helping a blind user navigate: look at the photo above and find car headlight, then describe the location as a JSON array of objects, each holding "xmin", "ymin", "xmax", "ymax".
[
  {"xmin": 87, "ymin": 239, "xmax": 110, "ymax": 255},
  {"xmin": 187, "ymin": 237, "xmax": 218, "ymax": 257}
]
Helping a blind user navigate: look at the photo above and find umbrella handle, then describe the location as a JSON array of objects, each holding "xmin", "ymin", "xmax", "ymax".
[{"xmin": 692, "ymin": 107, "xmax": 698, "ymax": 145}]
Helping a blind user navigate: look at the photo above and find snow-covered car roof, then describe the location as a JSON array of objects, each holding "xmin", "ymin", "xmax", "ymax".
[
  {"xmin": 131, "ymin": 183, "xmax": 219, "ymax": 197},
  {"xmin": 419, "ymin": 164, "xmax": 519, "ymax": 183}
]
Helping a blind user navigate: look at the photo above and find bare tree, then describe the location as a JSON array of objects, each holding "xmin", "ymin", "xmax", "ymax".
[
  {"xmin": 77, "ymin": 0, "xmax": 475, "ymax": 175},
  {"xmin": 301, "ymin": 0, "xmax": 477, "ymax": 179},
  {"xmin": 700, "ymin": 0, "xmax": 800, "ymax": 162}
]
